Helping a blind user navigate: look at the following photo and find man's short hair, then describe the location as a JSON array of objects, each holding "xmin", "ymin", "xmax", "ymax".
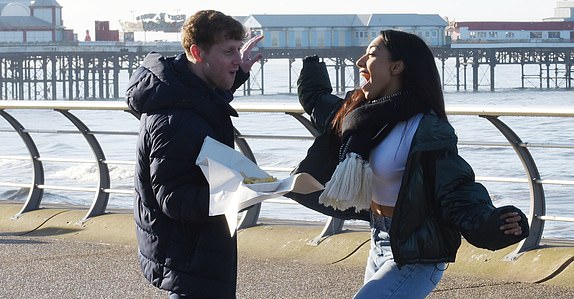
[{"xmin": 181, "ymin": 10, "xmax": 246, "ymax": 56}]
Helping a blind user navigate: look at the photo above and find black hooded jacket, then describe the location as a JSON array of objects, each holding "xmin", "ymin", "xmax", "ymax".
[{"xmin": 126, "ymin": 52, "xmax": 248, "ymax": 298}]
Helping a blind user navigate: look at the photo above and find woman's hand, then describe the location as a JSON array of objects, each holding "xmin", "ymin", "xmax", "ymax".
[
  {"xmin": 239, "ymin": 35, "xmax": 264, "ymax": 73},
  {"xmin": 499, "ymin": 212, "xmax": 524, "ymax": 236}
]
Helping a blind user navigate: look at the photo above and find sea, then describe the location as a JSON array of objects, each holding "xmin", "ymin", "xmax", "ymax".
[{"xmin": 0, "ymin": 59, "xmax": 573, "ymax": 240}]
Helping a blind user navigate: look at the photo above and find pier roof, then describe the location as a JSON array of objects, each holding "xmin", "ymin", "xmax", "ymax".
[
  {"xmin": 0, "ymin": 15, "xmax": 51, "ymax": 28},
  {"xmin": 30, "ymin": 0, "xmax": 61, "ymax": 8},
  {"xmin": 244, "ymin": 13, "xmax": 447, "ymax": 28},
  {"xmin": 244, "ymin": 14, "xmax": 358, "ymax": 27},
  {"xmin": 455, "ymin": 21, "xmax": 574, "ymax": 30},
  {"xmin": 0, "ymin": 2, "xmax": 28, "ymax": 16},
  {"xmin": 367, "ymin": 14, "xmax": 448, "ymax": 27}
]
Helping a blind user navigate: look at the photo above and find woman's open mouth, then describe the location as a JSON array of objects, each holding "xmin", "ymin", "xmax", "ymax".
[
  {"xmin": 360, "ymin": 71, "xmax": 371, "ymax": 82},
  {"xmin": 360, "ymin": 71, "xmax": 371, "ymax": 90}
]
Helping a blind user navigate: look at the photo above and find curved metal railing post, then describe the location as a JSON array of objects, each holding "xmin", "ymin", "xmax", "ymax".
[
  {"xmin": 0, "ymin": 109, "xmax": 44, "ymax": 217},
  {"xmin": 234, "ymin": 127, "xmax": 262, "ymax": 229},
  {"xmin": 56, "ymin": 109, "xmax": 110, "ymax": 221},
  {"xmin": 481, "ymin": 115, "xmax": 545, "ymax": 258},
  {"xmin": 287, "ymin": 112, "xmax": 345, "ymax": 244}
]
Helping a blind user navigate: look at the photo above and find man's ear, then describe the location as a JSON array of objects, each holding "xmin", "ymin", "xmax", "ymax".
[
  {"xmin": 190, "ymin": 44, "xmax": 203, "ymax": 63},
  {"xmin": 391, "ymin": 61, "xmax": 405, "ymax": 76}
]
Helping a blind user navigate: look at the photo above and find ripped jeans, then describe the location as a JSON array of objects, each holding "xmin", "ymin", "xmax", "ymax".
[{"xmin": 354, "ymin": 212, "xmax": 445, "ymax": 299}]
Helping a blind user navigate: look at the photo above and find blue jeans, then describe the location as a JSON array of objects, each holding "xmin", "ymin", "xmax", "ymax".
[{"xmin": 354, "ymin": 213, "xmax": 445, "ymax": 299}]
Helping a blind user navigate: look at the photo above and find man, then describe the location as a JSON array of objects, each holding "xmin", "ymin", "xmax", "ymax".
[{"xmin": 126, "ymin": 10, "xmax": 262, "ymax": 299}]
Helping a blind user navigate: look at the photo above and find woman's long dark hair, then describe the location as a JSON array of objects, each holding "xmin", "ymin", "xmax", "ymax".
[{"xmin": 332, "ymin": 30, "xmax": 446, "ymax": 134}]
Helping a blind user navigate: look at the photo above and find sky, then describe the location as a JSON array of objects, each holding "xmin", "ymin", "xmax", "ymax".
[{"xmin": 57, "ymin": 0, "xmax": 563, "ymax": 34}]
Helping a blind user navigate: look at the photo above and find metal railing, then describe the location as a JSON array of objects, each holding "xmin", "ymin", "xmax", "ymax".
[{"xmin": 0, "ymin": 100, "xmax": 573, "ymax": 259}]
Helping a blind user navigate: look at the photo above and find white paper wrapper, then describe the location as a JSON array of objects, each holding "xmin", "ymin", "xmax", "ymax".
[{"xmin": 195, "ymin": 136, "xmax": 324, "ymax": 235}]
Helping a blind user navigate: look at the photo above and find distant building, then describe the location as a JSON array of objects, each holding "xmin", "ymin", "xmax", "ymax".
[
  {"xmin": 94, "ymin": 20, "xmax": 119, "ymax": 42},
  {"xmin": 452, "ymin": 21, "xmax": 574, "ymax": 42},
  {"xmin": 243, "ymin": 14, "xmax": 448, "ymax": 48},
  {"xmin": 0, "ymin": 0, "xmax": 73, "ymax": 43},
  {"xmin": 545, "ymin": 0, "xmax": 574, "ymax": 21},
  {"xmin": 119, "ymin": 12, "xmax": 186, "ymax": 33}
]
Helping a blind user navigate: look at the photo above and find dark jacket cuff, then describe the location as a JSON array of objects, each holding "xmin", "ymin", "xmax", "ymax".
[{"xmin": 463, "ymin": 205, "xmax": 530, "ymax": 251}]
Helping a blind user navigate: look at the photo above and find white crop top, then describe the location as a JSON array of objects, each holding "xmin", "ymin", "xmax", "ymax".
[{"xmin": 370, "ymin": 113, "xmax": 423, "ymax": 207}]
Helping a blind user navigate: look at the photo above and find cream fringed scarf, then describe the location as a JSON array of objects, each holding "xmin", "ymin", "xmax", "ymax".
[{"xmin": 319, "ymin": 92, "xmax": 428, "ymax": 211}]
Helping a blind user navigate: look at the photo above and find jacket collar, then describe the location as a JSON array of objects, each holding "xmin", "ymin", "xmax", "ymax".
[{"xmin": 411, "ymin": 112, "xmax": 458, "ymax": 152}]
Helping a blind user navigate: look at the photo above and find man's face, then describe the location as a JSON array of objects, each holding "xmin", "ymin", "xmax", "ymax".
[{"xmin": 198, "ymin": 38, "xmax": 243, "ymax": 90}]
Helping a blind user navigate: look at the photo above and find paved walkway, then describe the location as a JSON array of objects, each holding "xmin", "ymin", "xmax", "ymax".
[
  {"xmin": 1, "ymin": 235, "xmax": 573, "ymax": 299},
  {"xmin": 1, "ymin": 202, "xmax": 574, "ymax": 298}
]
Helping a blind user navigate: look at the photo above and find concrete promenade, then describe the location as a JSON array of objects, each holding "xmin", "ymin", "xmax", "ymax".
[{"xmin": 1, "ymin": 202, "xmax": 574, "ymax": 298}]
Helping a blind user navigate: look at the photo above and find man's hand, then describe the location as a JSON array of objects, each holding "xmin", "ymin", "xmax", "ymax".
[
  {"xmin": 239, "ymin": 35, "xmax": 264, "ymax": 73},
  {"xmin": 499, "ymin": 212, "xmax": 524, "ymax": 236}
]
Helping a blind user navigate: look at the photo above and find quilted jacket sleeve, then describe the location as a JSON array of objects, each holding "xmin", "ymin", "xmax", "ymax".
[
  {"xmin": 435, "ymin": 149, "xmax": 529, "ymax": 250},
  {"xmin": 286, "ymin": 55, "xmax": 369, "ymax": 221},
  {"xmin": 297, "ymin": 55, "xmax": 344, "ymax": 134}
]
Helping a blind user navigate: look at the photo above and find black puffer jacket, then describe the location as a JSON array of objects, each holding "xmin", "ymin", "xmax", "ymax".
[
  {"xmin": 290, "ymin": 57, "xmax": 529, "ymax": 265},
  {"xmin": 126, "ymin": 52, "xmax": 248, "ymax": 298}
]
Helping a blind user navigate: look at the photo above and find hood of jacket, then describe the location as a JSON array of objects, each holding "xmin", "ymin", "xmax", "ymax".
[{"xmin": 125, "ymin": 52, "xmax": 238, "ymax": 119}]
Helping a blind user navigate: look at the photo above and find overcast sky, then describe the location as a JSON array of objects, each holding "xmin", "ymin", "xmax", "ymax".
[{"xmin": 57, "ymin": 0, "xmax": 563, "ymax": 33}]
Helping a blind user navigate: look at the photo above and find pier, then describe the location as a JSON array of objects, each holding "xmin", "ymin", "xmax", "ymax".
[{"xmin": 0, "ymin": 42, "xmax": 572, "ymax": 101}]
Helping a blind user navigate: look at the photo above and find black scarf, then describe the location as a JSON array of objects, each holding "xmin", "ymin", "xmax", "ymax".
[
  {"xmin": 319, "ymin": 91, "xmax": 430, "ymax": 211},
  {"xmin": 339, "ymin": 91, "xmax": 429, "ymax": 161}
]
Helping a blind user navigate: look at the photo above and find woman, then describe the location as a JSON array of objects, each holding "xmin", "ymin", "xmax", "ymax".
[{"xmin": 287, "ymin": 30, "xmax": 529, "ymax": 298}]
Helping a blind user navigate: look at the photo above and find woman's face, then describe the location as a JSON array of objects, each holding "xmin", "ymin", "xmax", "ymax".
[{"xmin": 355, "ymin": 36, "xmax": 403, "ymax": 101}]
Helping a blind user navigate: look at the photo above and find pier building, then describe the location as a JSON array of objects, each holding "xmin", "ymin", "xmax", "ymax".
[
  {"xmin": 545, "ymin": 0, "xmax": 574, "ymax": 21},
  {"xmin": 243, "ymin": 14, "xmax": 448, "ymax": 48},
  {"xmin": 452, "ymin": 21, "xmax": 574, "ymax": 43},
  {"xmin": 0, "ymin": 0, "xmax": 73, "ymax": 43}
]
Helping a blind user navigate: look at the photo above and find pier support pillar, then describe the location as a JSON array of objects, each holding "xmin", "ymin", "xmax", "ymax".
[
  {"xmin": 353, "ymin": 64, "xmax": 360, "ymax": 91},
  {"xmin": 566, "ymin": 53, "xmax": 573, "ymax": 89},
  {"xmin": 288, "ymin": 58, "xmax": 295, "ymax": 94},
  {"xmin": 98, "ymin": 57, "xmax": 104, "ymax": 99},
  {"xmin": 521, "ymin": 64, "xmax": 525, "ymax": 89},
  {"xmin": 0, "ymin": 58, "xmax": 3, "ymax": 99},
  {"xmin": 441, "ymin": 58, "xmax": 446, "ymax": 88},
  {"xmin": 339, "ymin": 59, "xmax": 346, "ymax": 94},
  {"xmin": 18, "ymin": 58, "xmax": 24, "ymax": 100},
  {"xmin": 67, "ymin": 55, "xmax": 73, "ymax": 100},
  {"xmin": 546, "ymin": 63, "xmax": 551, "ymax": 89},
  {"xmin": 463, "ymin": 62, "xmax": 468, "ymax": 91},
  {"xmin": 455, "ymin": 56, "xmax": 460, "ymax": 91},
  {"xmin": 334, "ymin": 58, "xmax": 341, "ymax": 93},
  {"xmin": 51, "ymin": 55, "xmax": 57, "ymax": 100},
  {"xmin": 113, "ymin": 55, "xmax": 120, "ymax": 99},
  {"xmin": 83, "ymin": 57, "xmax": 89, "ymax": 99},
  {"xmin": 489, "ymin": 50, "xmax": 496, "ymax": 91},
  {"xmin": 472, "ymin": 62, "xmax": 479, "ymax": 91},
  {"xmin": 567, "ymin": 63, "xmax": 572, "ymax": 89},
  {"xmin": 42, "ymin": 57, "xmax": 49, "ymax": 100},
  {"xmin": 260, "ymin": 59, "xmax": 265, "ymax": 95},
  {"xmin": 490, "ymin": 63, "xmax": 496, "ymax": 91}
]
